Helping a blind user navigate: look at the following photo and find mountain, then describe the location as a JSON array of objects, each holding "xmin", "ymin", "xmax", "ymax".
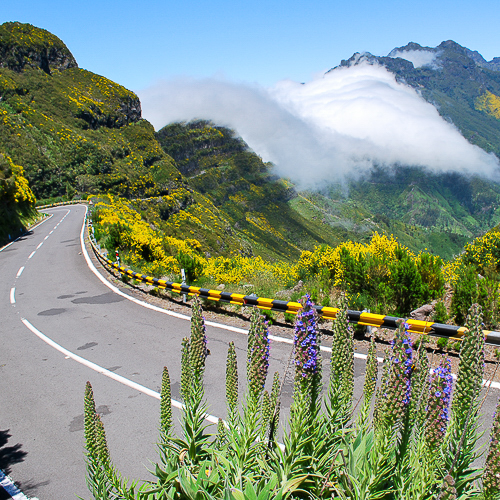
[
  {"xmin": 1, "ymin": 24, "xmax": 500, "ymax": 262},
  {"xmin": 0, "ymin": 22, "xmax": 181, "ymax": 201},
  {"xmin": 153, "ymin": 120, "xmax": 361, "ymax": 261},
  {"xmin": 0, "ymin": 23, "xmax": 360, "ymax": 260},
  {"xmin": 334, "ymin": 40, "xmax": 500, "ymax": 157}
]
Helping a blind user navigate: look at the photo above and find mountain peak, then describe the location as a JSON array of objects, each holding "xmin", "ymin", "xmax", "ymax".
[{"xmin": 0, "ymin": 21, "xmax": 78, "ymax": 74}]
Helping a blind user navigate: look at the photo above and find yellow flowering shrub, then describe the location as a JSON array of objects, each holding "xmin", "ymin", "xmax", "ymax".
[
  {"xmin": 475, "ymin": 90, "xmax": 500, "ymax": 120},
  {"xmin": 0, "ymin": 154, "xmax": 37, "ymax": 243},
  {"xmin": 93, "ymin": 195, "xmax": 459, "ymax": 316}
]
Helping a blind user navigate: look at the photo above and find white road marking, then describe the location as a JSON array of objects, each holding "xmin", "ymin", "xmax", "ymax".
[
  {"xmin": 0, "ymin": 213, "xmax": 53, "ymax": 253},
  {"xmin": 49, "ymin": 230, "xmax": 54, "ymax": 235},
  {"xmin": 16, "ymin": 266, "xmax": 25, "ymax": 278},
  {"xmin": 36, "ymin": 242, "xmax": 43, "ymax": 249},
  {"xmin": 0, "ymin": 470, "xmax": 30, "ymax": 500},
  {"xmin": 79, "ymin": 208, "xmax": 378, "ymax": 360},
  {"xmin": 28, "ymin": 251, "xmax": 35, "ymax": 259},
  {"xmin": 79, "ymin": 207, "xmax": 500, "ymax": 389},
  {"xmin": 44, "ymin": 235, "xmax": 49, "ymax": 240},
  {"xmin": 10, "ymin": 288, "xmax": 15, "ymax": 304},
  {"xmin": 21, "ymin": 318, "xmax": 219, "ymax": 424}
]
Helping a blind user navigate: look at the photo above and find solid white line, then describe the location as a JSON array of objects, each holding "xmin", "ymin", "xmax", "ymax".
[
  {"xmin": 78, "ymin": 209, "xmax": 500, "ymax": 388},
  {"xmin": 28, "ymin": 251, "xmax": 35, "ymax": 259},
  {"xmin": 0, "ymin": 470, "xmax": 30, "ymax": 500},
  {"xmin": 0, "ymin": 240, "xmax": 16, "ymax": 253},
  {"xmin": 79, "ymin": 213, "xmax": 379, "ymax": 361},
  {"xmin": 16, "ymin": 266, "xmax": 25, "ymax": 278},
  {"xmin": 0, "ymin": 213, "xmax": 53, "ymax": 253},
  {"xmin": 21, "ymin": 318, "xmax": 219, "ymax": 424},
  {"xmin": 36, "ymin": 242, "xmax": 43, "ymax": 249},
  {"xmin": 10, "ymin": 288, "xmax": 15, "ymax": 304}
]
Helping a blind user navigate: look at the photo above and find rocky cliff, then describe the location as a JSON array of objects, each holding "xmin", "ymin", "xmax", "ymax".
[{"xmin": 0, "ymin": 22, "xmax": 78, "ymax": 74}]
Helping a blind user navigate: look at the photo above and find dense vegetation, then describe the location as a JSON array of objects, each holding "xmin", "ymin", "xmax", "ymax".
[
  {"xmin": 0, "ymin": 153, "xmax": 36, "ymax": 244},
  {"xmin": 83, "ymin": 298, "xmax": 500, "ymax": 499},
  {"xmin": 0, "ymin": 22, "xmax": 182, "ymax": 201}
]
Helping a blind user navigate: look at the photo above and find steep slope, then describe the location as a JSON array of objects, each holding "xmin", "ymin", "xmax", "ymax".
[
  {"xmin": 0, "ymin": 22, "xmax": 181, "ymax": 200},
  {"xmin": 155, "ymin": 120, "xmax": 359, "ymax": 261},
  {"xmin": 334, "ymin": 40, "xmax": 500, "ymax": 157},
  {"xmin": 0, "ymin": 153, "xmax": 36, "ymax": 244}
]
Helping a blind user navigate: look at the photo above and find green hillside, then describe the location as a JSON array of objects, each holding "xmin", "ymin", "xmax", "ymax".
[
  {"xmin": 155, "ymin": 120, "xmax": 362, "ymax": 261},
  {"xmin": 337, "ymin": 40, "xmax": 500, "ymax": 157},
  {"xmin": 0, "ymin": 22, "xmax": 181, "ymax": 201}
]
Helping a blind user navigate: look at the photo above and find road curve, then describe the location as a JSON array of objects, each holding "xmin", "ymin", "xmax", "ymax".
[
  {"xmin": 0, "ymin": 205, "xmax": 305, "ymax": 499},
  {"xmin": 1, "ymin": 205, "xmax": 499, "ymax": 499}
]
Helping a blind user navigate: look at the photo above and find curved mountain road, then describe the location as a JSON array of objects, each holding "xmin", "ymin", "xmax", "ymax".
[
  {"xmin": 1, "ymin": 205, "xmax": 499, "ymax": 499},
  {"xmin": 0, "ymin": 205, "xmax": 316, "ymax": 499}
]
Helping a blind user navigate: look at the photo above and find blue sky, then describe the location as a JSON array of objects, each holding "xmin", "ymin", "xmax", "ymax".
[{"xmin": 2, "ymin": 0, "xmax": 500, "ymax": 92}]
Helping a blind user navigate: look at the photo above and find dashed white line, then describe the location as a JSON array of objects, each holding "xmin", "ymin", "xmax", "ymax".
[
  {"xmin": 49, "ymin": 230, "xmax": 54, "ymax": 235},
  {"xmin": 44, "ymin": 235, "xmax": 49, "ymax": 240},
  {"xmin": 28, "ymin": 251, "xmax": 35, "ymax": 259},
  {"xmin": 10, "ymin": 288, "xmax": 15, "ymax": 304},
  {"xmin": 21, "ymin": 318, "xmax": 219, "ymax": 424},
  {"xmin": 36, "ymin": 242, "xmax": 43, "ymax": 249},
  {"xmin": 16, "ymin": 266, "xmax": 25, "ymax": 278}
]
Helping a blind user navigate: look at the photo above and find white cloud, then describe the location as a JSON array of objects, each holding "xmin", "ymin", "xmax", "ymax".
[
  {"xmin": 388, "ymin": 49, "xmax": 439, "ymax": 68},
  {"xmin": 139, "ymin": 62, "xmax": 499, "ymax": 189}
]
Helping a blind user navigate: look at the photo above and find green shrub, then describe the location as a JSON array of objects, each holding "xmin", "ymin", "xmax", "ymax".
[
  {"xmin": 389, "ymin": 247, "xmax": 424, "ymax": 315},
  {"xmin": 433, "ymin": 300, "xmax": 449, "ymax": 324},
  {"xmin": 177, "ymin": 250, "xmax": 203, "ymax": 282},
  {"xmin": 436, "ymin": 337, "xmax": 449, "ymax": 350},
  {"xmin": 452, "ymin": 265, "xmax": 500, "ymax": 328}
]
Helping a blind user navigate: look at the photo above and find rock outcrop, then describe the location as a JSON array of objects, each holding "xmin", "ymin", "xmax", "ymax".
[{"xmin": 0, "ymin": 22, "xmax": 78, "ymax": 74}]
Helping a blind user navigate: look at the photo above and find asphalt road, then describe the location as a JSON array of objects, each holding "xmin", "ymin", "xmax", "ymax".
[
  {"xmin": 0, "ymin": 205, "xmax": 357, "ymax": 499},
  {"xmin": 1, "ymin": 205, "xmax": 499, "ymax": 499}
]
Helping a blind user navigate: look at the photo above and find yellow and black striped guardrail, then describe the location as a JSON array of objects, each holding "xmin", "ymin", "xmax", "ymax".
[{"xmin": 86, "ymin": 218, "xmax": 500, "ymax": 346}]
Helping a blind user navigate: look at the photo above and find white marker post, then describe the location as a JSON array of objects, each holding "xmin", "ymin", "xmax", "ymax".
[{"xmin": 181, "ymin": 268, "xmax": 187, "ymax": 304}]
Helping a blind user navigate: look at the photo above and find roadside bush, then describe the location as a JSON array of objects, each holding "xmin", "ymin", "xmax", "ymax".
[
  {"xmin": 433, "ymin": 300, "xmax": 449, "ymax": 324},
  {"xmin": 452, "ymin": 265, "xmax": 500, "ymax": 328}
]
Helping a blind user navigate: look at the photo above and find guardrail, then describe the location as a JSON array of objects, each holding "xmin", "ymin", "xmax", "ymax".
[
  {"xmin": 37, "ymin": 200, "xmax": 88, "ymax": 209},
  {"xmin": 86, "ymin": 218, "xmax": 500, "ymax": 346}
]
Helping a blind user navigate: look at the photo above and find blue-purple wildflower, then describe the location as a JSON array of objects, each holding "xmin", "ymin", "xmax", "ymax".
[
  {"xmin": 424, "ymin": 356, "xmax": 453, "ymax": 451},
  {"xmin": 375, "ymin": 320, "xmax": 413, "ymax": 429},
  {"xmin": 294, "ymin": 295, "xmax": 319, "ymax": 380}
]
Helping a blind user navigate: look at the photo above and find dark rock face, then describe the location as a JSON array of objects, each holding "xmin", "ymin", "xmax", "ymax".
[
  {"xmin": 0, "ymin": 22, "xmax": 78, "ymax": 74},
  {"xmin": 76, "ymin": 96, "xmax": 142, "ymax": 130},
  {"xmin": 119, "ymin": 97, "xmax": 142, "ymax": 124}
]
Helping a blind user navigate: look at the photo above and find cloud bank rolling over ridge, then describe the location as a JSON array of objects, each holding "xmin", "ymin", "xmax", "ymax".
[{"xmin": 139, "ymin": 62, "xmax": 500, "ymax": 189}]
